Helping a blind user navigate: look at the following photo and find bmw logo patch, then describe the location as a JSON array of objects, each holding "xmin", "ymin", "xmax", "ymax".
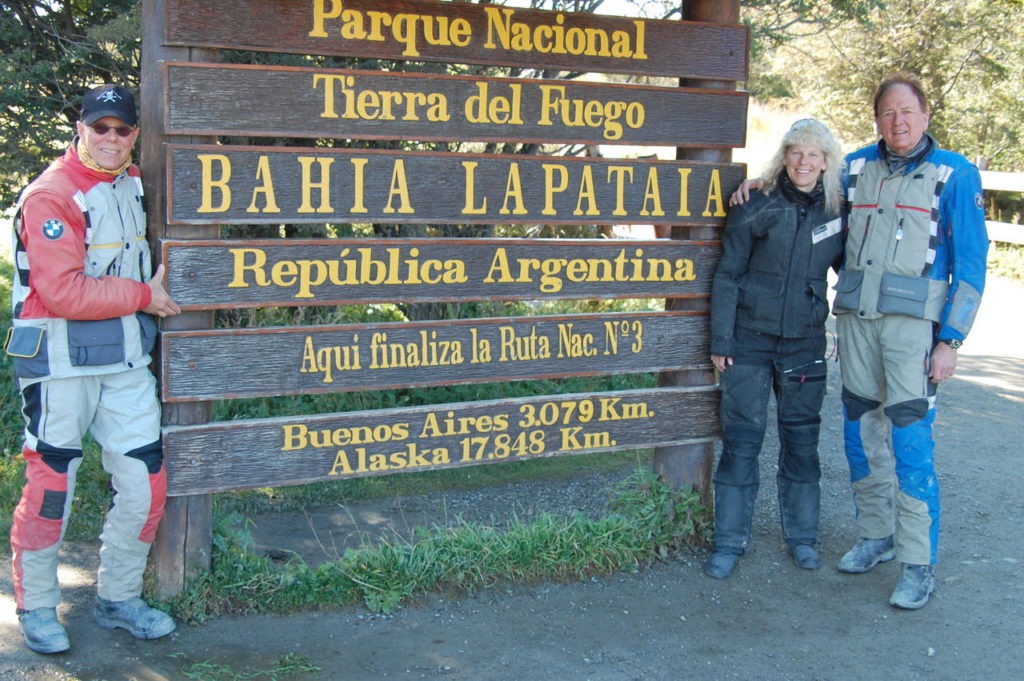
[
  {"xmin": 975, "ymin": 192, "xmax": 984, "ymax": 209},
  {"xmin": 42, "ymin": 219, "xmax": 65, "ymax": 240}
]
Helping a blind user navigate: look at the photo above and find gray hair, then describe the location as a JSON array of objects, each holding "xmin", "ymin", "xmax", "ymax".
[{"xmin": 760, "ymin": 118, "xmax": 845, "ymax": 215}]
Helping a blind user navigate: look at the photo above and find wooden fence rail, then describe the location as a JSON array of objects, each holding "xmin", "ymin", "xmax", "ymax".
[{"xmin": 981, "ymin": 170, "xmax": 1024, "ymax": 245}]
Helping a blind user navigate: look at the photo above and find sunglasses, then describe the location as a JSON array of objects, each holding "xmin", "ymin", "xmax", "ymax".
[{"xmin": 89, "ymin": 123, "xmax": 136, "ymax": 138}]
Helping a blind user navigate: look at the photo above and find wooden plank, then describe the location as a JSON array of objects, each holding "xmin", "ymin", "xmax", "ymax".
[
  {"xmin": 987, "ymin": 220, "xmax": 1024, "ymax": 245},
  {"xmin": 161, "ymin": 238, "xmax": 720, "ymax": 310},
  {"xmin": 160, "ymin": 311, "xmax": 709, "ymax": 402},
  {"xmin": 981, "ymin": 170, "xmax": 1024, "ymax": 193},
  {"xmin": 165, "ymin": 62, "xmax": 747, "ymax": 148},
  {"xmin": 167, "ymin": 144, "xmax": 743, "ymax": 225},
  {"xmin": 163, "ymin": 385, "xmax": 720, "ymax": 495},
  {"xmin": 164, "ymin": 0, "xmax": 748, "ymax": 81}
]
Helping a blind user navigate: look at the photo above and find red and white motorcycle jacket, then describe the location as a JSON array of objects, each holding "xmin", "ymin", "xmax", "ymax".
[{"xmin": 6, "ymin": 143, "xmax": 157, "ymax": 380}]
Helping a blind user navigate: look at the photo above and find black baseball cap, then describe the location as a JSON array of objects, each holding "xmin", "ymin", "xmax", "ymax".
[{"xmin": 81, "ymin": 84, "xmax": 137, "ymax": 127}]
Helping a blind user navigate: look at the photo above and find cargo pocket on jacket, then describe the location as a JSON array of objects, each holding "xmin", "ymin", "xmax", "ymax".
[
  {"xmin": 66, "ymin": 318, "xmax": 125, "ymax": 367},
  {"xmin": 832, "ymin": 270, "xmax": 864, "ymax": 313},
  {"xmin": 4, "ymin": 325, "xmax": 50, "ymax": 378},
  {"xmin": 876, "ymin": 272, "xmax": 929, "ymax": 319}
]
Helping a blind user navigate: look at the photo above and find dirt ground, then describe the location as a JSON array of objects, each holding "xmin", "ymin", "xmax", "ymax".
[{"xmin": 2, "ymin": 275, "xmax": 1023, "ymax": 681}]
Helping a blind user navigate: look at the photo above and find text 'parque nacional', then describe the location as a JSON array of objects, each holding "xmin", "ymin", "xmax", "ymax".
[{"xmin": 308, "ymin": 2, "xmax": 647, "ymax": 61}]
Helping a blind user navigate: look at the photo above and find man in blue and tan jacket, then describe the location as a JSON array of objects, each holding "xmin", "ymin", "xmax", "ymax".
[{"xmin": 832, "ymin": 72, "xmax": 988, "ymax": 610}]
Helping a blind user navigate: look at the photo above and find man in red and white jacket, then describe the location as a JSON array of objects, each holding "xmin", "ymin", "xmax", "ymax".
[{"xmin": 6, "ymin": 84, "xmax": 180, "ymax": 654}]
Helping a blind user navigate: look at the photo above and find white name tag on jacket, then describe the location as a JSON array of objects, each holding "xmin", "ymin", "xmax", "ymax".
[{"xmin": 811, "ymin": 218, "xmax": 843, "ymax": 244}]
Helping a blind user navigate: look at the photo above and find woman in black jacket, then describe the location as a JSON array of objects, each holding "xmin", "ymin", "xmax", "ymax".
[{"xmin": 706, "ymin": 119, "xmax": 845, "ymax": 579}]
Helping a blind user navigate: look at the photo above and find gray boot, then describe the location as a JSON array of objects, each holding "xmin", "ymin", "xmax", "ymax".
[
  {"xmin": 889, "ymin": 564, "xmax": 936, "ymax": 610},
  {"xmin": 837, "ymin": 536, "xmax": 895, "ymax": 573},
  {"xmin": 95, "ymin": 596, "xmax": 176, "ymax": 640},
  {"xmin": 18, "ymin": 607, "xmax": 70, "ymax": 654}
]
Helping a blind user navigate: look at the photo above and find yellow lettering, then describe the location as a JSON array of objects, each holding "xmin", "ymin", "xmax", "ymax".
[
  {"xmin": 282, "ymin": 424, "xmax": 308, "ymax": 451},
  {"xmin": 246, "ymin": 155, "xmax": 279, "ymax": 214},
  {"xmin": 573, "ymin": 165, "xmax": 599, "ymax": 216},
  {"xmin": 329, "ymin": 450, "xmax": 354, "ymax": 476},
  {"xmin": 309, "ymin": 0, "xmax": 342, "ymax": 38},
  {"xmin": 298, "ymin": 157, "xmax": 334, "ymax": 214},
  {"xmin": 462, "ymin": 161, "xmax": 487, "ymax": 214},
  {"xmin": 702, "ymin": 169, "xmax": 726, "ymax": 217},
  {"xmin": 606, "ymin": 166, "xmax": 633, "ymax": 216},
  {"xmin": 500, "ymin": 163, "xmax": 527, "ymax": 215},
  {"xmin": 227, "ymin": 248, "xmax": 269, "ymax": 288},
  {"xmin": 542, "ymin": 164, "xmax": 569, "ymax": 215},
  {"xmin": 640, "ymin": 166, "xmax": 664, "ymax": 216},
  {"xmin": 197, "ymin": 154, "xmax": 231, "ymax": 213},
  {"xmin": 313, "ymin": 73, "xmax": 343, "ymax": 118},
  {"xmin": 483, "ymin": 247, "xmax": 514, "ymax": 283},
  {"xmin": 350, "ymin": 158, "xmax": 368, "ymax": 213},
  {"xmin": 383, "ymin": 159, "xmax": 414, "ymax": 214},
  {"xmin": 676, "ymin": 168, "xmax": 692, "ymax": 217},
  {"xmin": 484, "ymin": 7, "xmax": 647, "ymax": 61}
]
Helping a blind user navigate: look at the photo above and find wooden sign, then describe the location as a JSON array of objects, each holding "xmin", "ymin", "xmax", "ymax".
[
  {"xmin": 168, "ymin": 144, "xmax": 743, "ymax": 225},
  {"xmin": 161, "ymin": 238, "xmax": 720, "ymax": 309},
  {"xmin": 162, "ymin": 385, "xmax": 720, "ymax": 495},
  {"xmin": 165, "ymin": 62, "xmax": 747, "ymax": 148},
  {"xmin": 160, "ymin": 311, "xmax": 709, "ymax": 402},
  {"xmin": 164, "ymin": 0, "xmax": 748, "ymax": 81}
]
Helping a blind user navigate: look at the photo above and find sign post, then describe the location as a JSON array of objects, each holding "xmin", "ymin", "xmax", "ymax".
[{"xmin": 654, "ymin": 0, "xmax": 744, "ymax": 505}]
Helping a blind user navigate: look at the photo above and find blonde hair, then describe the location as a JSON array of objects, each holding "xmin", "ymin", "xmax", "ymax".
[{"xmin": 760, "ymin": 118, "xmax": 845, "ymax": 215}]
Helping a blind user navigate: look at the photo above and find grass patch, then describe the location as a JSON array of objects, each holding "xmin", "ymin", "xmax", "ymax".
[
  {"xmin": 167, "ymin": 467, "xmax": 710, "ymax": 622},
  {"xmin": 178, "ymin": 652, "xmax": 320, "ymax": 681}
]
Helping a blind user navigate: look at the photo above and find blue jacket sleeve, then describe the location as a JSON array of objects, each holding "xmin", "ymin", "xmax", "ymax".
[{"xmin": 938, "ymin": 162, "xmax": 987, "ymax": 342}]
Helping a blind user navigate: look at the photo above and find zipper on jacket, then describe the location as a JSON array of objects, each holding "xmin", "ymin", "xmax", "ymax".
[
  {"xmin": 856, "ymin": 214, "xmax": 872, "ymax": 266},
  {"xmin": 893, "ymin": 218, "xmax": 904, "ymax": 261}
]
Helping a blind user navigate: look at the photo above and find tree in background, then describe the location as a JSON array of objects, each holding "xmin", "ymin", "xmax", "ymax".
[
  {"xmin": 0, "ymin": 1, "xmax": 139, "ymax": 209},
  {"xmin": 748, "ymin": 0, "xmax": 1024, "ymax": 173},
  {"xmin": 1, "ymin": 0, "xmax": 1020, "ymax": 215}
]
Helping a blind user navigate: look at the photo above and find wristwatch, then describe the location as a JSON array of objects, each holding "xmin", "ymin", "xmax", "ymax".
[{"xmin": 942, "ymin": 338, "xmax": 963, "ymax": 350}]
